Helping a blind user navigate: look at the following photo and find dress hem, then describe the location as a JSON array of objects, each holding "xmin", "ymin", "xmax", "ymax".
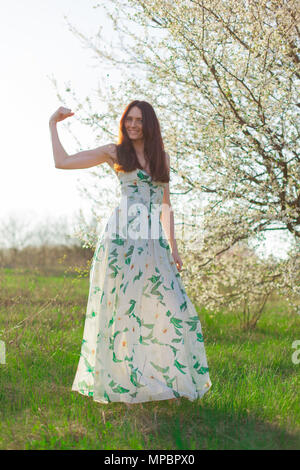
[{"xmin": 71, "ymin": 384, "xmax": 211, "ymax": 404}]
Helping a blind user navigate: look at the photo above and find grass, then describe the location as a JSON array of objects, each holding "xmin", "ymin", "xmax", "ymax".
[{"xmin": 0, "ymin": 266, "xmax": 299, "ymax": 450}]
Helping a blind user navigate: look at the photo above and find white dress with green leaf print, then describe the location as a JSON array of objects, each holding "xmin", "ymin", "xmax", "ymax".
[{"xmin": 71, "ymin": 168, "xmax": 212, "ymax": 404}]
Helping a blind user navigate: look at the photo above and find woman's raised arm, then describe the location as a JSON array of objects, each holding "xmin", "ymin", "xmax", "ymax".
[{"xmin": 49, "ymin": 106, "xmax": 115, "ymax": 169}]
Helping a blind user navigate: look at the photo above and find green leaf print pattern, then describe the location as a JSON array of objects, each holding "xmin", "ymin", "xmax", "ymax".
[{"xmin": 71, "ymin": 168, "xmax": 212, "ymax": 403}]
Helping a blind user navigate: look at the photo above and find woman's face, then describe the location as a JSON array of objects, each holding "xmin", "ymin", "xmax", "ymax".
[{"xmin": 124, "ymin": 106, "xmax": 143, "ymax": 140}]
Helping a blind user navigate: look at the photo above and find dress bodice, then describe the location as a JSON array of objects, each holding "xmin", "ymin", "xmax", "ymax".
[
  {"xmin": 102, "ymin": 168, "xmax": 168, "ymax": 242},
  {"xmin": 116, "ymin": 168, "xmax": 167, "ymax": 209}
]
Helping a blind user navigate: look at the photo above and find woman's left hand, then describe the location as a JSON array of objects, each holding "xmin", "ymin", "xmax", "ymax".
[{"xmin": 172, "ymin": 249, "xmax": 183, "ymax": 272}]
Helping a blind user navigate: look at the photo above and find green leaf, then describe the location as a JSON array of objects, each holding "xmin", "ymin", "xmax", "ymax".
[
  {"xmin": 150, "ymin": 361, "xmax": 170, "ymax": 373},
  {"xmin": 169, "ymin": 345, "xmax": 179, "ymax": 356},
  {"xmin": 112, "ymin": 235, "xmax": 125, "ymax": 246},
  {"xmin": 84, "ymin": 358, "xmax": 94, "ymax": 374},
  {"xmin": 113, "ymin": 351, "xmax": 123, "ymax": 363},
  {"xmin": 170, "ymin": 317, "xmax": 183, "ymax": 328},
  {"xmin": 163, "ymin": 375, "xmax": 176, "ymax": 388},
  {"xmin": 108, "ymin": 313, "xmax": 116, "ymax": 327},
  {"xmin": 133, "ymin": 269, "xmax": 143, "ymax": 282},
  {"xmin": 139, "ymin": 335, "xmax": 149, "ymax": 345},
  {"xmin": 159, "ymin": 236, "xmax": 170, "ymax": 250},
  {"xmin": 185, "ymin": 320, "xmax": 197, "ymax": 331},
  {"xmin": 149, "ymin": 275, "xmax": 160, "ymax": 283},
  {"xmin": 142, "ymin": 330, "xmax": 153, "ymax": 340},
  {"xmin": 150, "ymin": 337, "xmax": 165, "ymax": 346},
  {"xmin": 130, "ymin": 370, "xmax": 145, "ymax": 388},
  {"xmin": 197, "ymin": 366, "xmax": 209, "ymax": 375},
  {"xmin": 196, "ymin": 332, "xmax": 204, "ymax": 342},
  {"xmin": 174, "ymin": 359, "xmax": 187, "ymax": 374},
  {"xmin": 77, "ymin": 380, "xmax": 88, "ymax": 389},
  {"xmin": 111, "ymin": 385, "xmax": 130, "ymax": 394},
  {"xmin": 122, "ymin": 280, "xmax": 129, "ymax": 294},
  {"xmin": 125, "ymin": 299, "xmax": 136, "ymax": 316},
  {"xmin": 142, "ymin": 322, "xmax": 154, "ymax": 329},
  {"xmin": 137, "ymin": 170, "xmax": 149, "ymax": 180},
  {"xmin": 174, "ymin": 328, "xmax": 183, "ymax": 336}
]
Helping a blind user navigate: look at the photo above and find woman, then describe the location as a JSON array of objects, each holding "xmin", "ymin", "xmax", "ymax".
[{"xmin": 49, "ymin": 100, "xmax": 212, "ymax": 404}]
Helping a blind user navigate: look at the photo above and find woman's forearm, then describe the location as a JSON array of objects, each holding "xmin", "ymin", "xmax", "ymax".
[
  {"xmin": 161, "ymin": 204, "xmax": 178, "ymax": 252},
  {"xmin": 49, "ymin": 120, "xmax": 69, "ymax": 167}
]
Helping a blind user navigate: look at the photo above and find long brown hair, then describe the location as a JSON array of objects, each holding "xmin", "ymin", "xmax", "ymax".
[{"xmin": 113, "ymin": 100, "xmax": 170, "ymax": 183}]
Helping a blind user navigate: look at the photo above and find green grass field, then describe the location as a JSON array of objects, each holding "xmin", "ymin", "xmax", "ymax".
[{"xmin": 0, "ymin": 267, "xmax": 299, "ymax": 450}]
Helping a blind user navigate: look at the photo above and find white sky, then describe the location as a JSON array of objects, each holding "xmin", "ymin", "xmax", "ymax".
[
  {"xmin": 0, "ymin": 0, "xmax": 116, "ymax": 224},
  {"xmin": 0, "ymin": 0, "xmax": 294, "ymax": 258}
]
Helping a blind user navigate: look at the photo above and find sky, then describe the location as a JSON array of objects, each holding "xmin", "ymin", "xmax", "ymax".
[
  {"xmin": 0, "ymin": 0, "xmax": 117, "ymax": 228},
  {"xmin": 0, "ymin": 0, "xmax": 294, "ymax": 258}
]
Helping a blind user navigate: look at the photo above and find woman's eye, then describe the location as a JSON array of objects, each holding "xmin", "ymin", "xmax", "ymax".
[{"xmin": 126, "ymin": 117, "xmax": 142, "ymax": 123}]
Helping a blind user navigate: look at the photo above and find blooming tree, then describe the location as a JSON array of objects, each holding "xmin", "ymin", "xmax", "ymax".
[{"xmin": 54, "ymin": 0, "xmax": 300, "ymax": 326}]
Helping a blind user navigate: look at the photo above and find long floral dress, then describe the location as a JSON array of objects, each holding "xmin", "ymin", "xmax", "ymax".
[{"xmin": 71, "ymin": 168, "xmax": 212, "ymax": 403}]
